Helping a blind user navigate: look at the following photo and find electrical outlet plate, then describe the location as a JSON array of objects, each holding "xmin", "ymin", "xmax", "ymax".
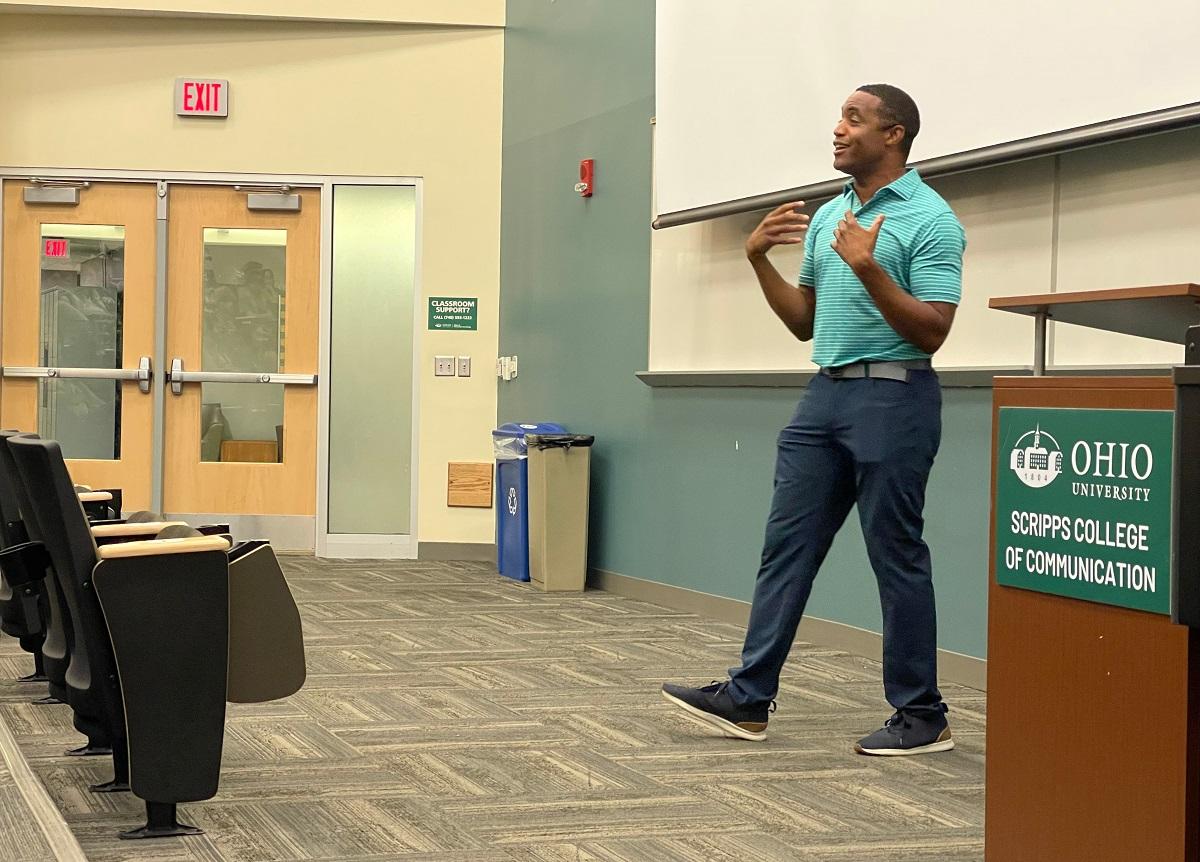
[
  {"xmin": 434, "ymin": 355, "xmax": 455, "ymax": 376},
  {"xmin": 457, "ymin": 356, "xmax": 471, "ymax": 377}
]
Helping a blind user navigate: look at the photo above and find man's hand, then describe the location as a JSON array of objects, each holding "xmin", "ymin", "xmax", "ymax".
[
  {"xmin": 746, "ymin": 202, "xmax": 809, "ymax": 259},
  {"xmin": 831, "ymin": 210, "xmax": 884, "ymax": 272}
]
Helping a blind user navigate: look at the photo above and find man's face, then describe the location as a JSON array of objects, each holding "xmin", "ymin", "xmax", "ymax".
[{"xmin": 832, "ymin": 91, "xmax": 898, "ymax": 174}]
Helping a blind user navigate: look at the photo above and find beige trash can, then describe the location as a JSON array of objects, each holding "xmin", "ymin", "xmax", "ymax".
[{"xmin": 526, "ymin": 434, "xmax": 594, "ymax": 591}]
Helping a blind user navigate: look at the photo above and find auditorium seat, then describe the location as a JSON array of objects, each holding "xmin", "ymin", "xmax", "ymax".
[
  {"xmin": 10, "ymin": 436, "xmax": 124, "ymax": 771},
  {"xmin": 0, "ymin": 432, "xmax": 169, "ymax": 751},
  {"xmin": 9, "ymin": 435, "xmax": 306, "ymax": 839},
  {"xmin": 0, "ymin": 429, "xmax": 229, "ymax": 713},
  {"xmin": 0, "ymin": 429, "xmax": 49, "ymax": 684}
]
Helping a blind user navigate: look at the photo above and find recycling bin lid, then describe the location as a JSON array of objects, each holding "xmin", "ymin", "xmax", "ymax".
[
  {"xmin": 525, "ymin": 434, "xmax": 594, "ymax": 449},
  {"xmin": 492, "ymin": 422, "xmax": 567, "ymax": 439}
]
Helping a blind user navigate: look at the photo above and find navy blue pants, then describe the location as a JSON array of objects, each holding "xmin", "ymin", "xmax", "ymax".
[{"xmin": 728, "ymin": 370, "xmax": 944, "ymax": 714}]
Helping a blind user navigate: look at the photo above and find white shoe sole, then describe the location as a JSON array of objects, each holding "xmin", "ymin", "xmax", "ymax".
[
  {"xmin": 661, "ymin": 690, "xmax": 767, "ymax": 741},
  {"xmin": 855, "ymin": 737, "xmax": 955, "ymax": 756}
]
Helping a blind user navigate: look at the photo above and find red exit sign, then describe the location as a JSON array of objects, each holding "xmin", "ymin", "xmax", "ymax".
[
  {"xmin": 43, "ymin": 238, "xmax": 69, "ymax": 259},
  {"xmin": 175, "ymin": 78, "xmax": 229, "ymax": 118}
]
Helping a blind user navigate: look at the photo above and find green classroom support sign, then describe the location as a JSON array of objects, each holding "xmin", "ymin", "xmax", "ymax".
[
  {"xmin": 994, "ymin": 407, "xmax": 1174, "ymax": 615},
  {"xmin": 428, "ymin": 297, "xmax": 478, "ymax": 331}
]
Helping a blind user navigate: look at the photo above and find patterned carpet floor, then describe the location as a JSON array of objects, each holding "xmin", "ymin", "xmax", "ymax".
[
  {"xmin": 0, "ymin": 558, "xmax": 985, "ymax": 861},
  {"xmin": 0, "ymin": 738, "xmax": 63, "ymax": 862}
]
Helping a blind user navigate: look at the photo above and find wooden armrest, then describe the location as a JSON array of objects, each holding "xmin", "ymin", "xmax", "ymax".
[
  {"xmin": 78, "ymin": 491, "xmax": 114, "ymax": 503},
  {"xmin": 91, "ymin": 521, "xmax": 187, "ymax": 537},
  {"xmin": 97, "ymin": 536, "xmax": 231, "ymax": 559}
]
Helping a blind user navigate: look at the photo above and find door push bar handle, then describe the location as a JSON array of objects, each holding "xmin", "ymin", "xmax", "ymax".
[
  {"xmin": 2, "ymin": 356, "xmax": 152, "ymax": 394},
  {"xmin": 168, "ymin": 358, "xmax": 316, "ymax": 395}
]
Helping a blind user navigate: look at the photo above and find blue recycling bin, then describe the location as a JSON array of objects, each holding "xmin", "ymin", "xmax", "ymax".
[{"xmin": 493, "ymin": 422, "xmax": 566, "ymax": 581}]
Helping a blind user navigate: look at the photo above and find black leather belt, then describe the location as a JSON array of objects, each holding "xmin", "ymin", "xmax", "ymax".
[{"xmin": 819, "ymin": 358, "xmax": 932, "ymax": 382}]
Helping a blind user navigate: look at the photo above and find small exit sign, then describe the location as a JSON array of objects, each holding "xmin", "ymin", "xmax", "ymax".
[
  {"xmin": 43, "ymin": 238, "xmax": 69, "ymax": 259},
  {"xmin": 175, "ymin": 78, "xmax": 229, "ymax": 118}
]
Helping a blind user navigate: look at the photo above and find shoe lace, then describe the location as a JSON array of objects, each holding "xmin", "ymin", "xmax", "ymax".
[
  {"xmin": 884, "ymin": 711, "xmax": 912, "ymax": 733},
  {"xmin": 886, "ymin": 703, "xmax": 948, "ymax": 728},
  {"xmin": 708, "ymin": 681, "xmax": 776, "ymax": 715}
]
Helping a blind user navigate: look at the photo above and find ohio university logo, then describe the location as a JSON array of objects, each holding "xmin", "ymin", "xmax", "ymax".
[
  {"xmin": 1009, "ymin": 424, "xmax": 1156, "ymax": 494},
  {"xmin": 1010, "ymin": 426, "xmax": 1063, "ymax": 489}
]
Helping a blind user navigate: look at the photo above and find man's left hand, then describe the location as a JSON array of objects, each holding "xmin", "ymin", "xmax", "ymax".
[{"xmin": 831, "ymin": 210, "xmax": 884, "ymax": 272}]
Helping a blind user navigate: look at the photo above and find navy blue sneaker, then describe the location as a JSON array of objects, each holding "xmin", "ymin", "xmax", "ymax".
[
  {"xmin": 855, "ymin": 706, "xmax": 954, "ymax": 756},
  {"xmin": 661, "ymin": 680, "xmax": 774, "ymax": 741}
]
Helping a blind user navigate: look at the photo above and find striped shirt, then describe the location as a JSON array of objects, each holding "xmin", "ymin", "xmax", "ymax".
[{"xmin": 799, "ymin": 169, "xmax": 965, "ymax": 368}]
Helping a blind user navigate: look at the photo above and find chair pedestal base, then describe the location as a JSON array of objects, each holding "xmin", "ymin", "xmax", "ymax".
[
  {"xmin": 18, "ymin": 651, "xmax": 48, "ymax": 683},
  {"xmin": 66, "ymin": 743, "xmax": 111, "ymax": 757},
  {"xmin": 18, "ymin": 652, "xmax": 48, "ymax": 683},
  {"xmin": 119, "ymin": 803, "xmax": 202, "ymax": 840},
  {"xmin": 89, "ymin": 779, "xmax": 130, "ymax": 793},
  {"xmin": 89, "ymin": 742, "xmax": 130, "ymax": 791}
]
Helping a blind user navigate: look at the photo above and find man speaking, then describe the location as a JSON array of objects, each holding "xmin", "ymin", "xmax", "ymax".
[{"xmin": 663, "ymin": 84, "xmax": 966, "ymax": 756}]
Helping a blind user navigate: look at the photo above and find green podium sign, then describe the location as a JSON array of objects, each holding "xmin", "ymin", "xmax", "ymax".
[{"xmin": 994, "ymin": 407, "xmax": 1173, "ymax": 615}]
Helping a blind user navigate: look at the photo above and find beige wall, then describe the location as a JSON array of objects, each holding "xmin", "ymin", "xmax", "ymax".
[
  {"xmin": 0, "ymin": 13, "xmax": 503, "ymax": 544},
  {"xmin": 0, "ymin": 1, "xmax": 503, "ymax": 26}
]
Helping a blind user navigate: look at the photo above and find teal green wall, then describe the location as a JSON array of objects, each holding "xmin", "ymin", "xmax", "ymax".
[{"xmin": 499, "ymin": 0, "xmax": 991, "ymax": 659}]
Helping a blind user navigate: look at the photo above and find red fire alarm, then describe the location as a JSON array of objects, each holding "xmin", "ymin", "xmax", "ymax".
[{"xmin": 575, "ymin": 159, "xmax": 594, "ymax": 197}]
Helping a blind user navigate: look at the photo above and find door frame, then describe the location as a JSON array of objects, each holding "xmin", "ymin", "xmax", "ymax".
[{"xmin": 0, "ymin": 167, "xmax": 423, "ymax": 557}]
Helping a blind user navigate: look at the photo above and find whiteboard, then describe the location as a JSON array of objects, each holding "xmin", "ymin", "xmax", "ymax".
[
  {"xmin": 648, "ymin": 127, "xmax": 1200, "ymax": 373},
  {"xmin": 655, "ymin": 0, "xmax": 1200, "ymax": 219}
]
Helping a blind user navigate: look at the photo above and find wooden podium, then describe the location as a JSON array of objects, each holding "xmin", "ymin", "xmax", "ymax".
[{"xmin": 985, "ymin": 285, "xmax": 1200, "ymax": 861}]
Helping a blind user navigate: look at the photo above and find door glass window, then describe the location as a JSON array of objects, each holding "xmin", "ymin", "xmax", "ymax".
[
  {"xmin": 202, "ymin": 228, "xmax": 286, "ymax": 372},
  {"xmin": 38, "ymin": 224, "xmax": 124, "ymax": 460},
  {"xmin": 200, "ymin": 382, "xmax": 284, "ymax": 463},
  {"xmin": 200, "ymin": 228, "xmax": 286, "ymax": 462}
]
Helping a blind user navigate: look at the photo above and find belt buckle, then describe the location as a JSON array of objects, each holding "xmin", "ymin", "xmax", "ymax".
[{"xmin": 825, "ymin": 365, "xmax": 845, "ymax": 379}]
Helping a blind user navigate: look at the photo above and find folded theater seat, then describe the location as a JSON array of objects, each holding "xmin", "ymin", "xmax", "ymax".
[
  {"xmin": 74, "ymin": 486, "xmax": 122, "ymax": 521},
  {"xmin": 0, "ymin": 431, "xmax": 50, "ymax": 685},
  {"xmin": 8, "ymin": 435, "xmax": 306, "ymax": 840},
  {"xmin": 0, "ymin": 431, "xmax": 79, "ymax": 712},
  {"xmin": 4, "ymin": 428, "xmax": 227, "ymax": 535},
  {"xmin": 0, "ymin": 429, "xmax": 121, "ymax": 687},
  {"xmin": 0, "ymin": 429, "xmax": 229, "ymax": 689},
  {"xmin": 72, "ymin": 486, "xmax": 231, "ymax": 548},
  {"xmin": 0, "ymin": 426, "xmax": 159, "ymax": 692},
  {"xmin": 4, "ymin": 441, "xmax": 221, "ymax": 759},
  {"xmin": 0, "ymin": 430, "xmax": 145, "ymax": 726}
]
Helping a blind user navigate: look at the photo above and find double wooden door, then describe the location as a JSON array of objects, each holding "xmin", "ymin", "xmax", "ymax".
[{"xmin": 1, "ymin": 180, "xmax": 319, "ymax": 526}]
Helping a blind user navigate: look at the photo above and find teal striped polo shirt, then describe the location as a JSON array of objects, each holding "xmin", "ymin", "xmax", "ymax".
[{"xmin": 798, "ymin": 169, "xmax": 965, "ymax": 368}]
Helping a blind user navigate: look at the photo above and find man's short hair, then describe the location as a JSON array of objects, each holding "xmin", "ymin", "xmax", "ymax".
[{"xmin": 856, "ymin": 84, "xmax": 920, "ymax": 156}]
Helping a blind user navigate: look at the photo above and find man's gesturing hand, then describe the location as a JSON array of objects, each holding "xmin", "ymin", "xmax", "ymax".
[
  {"xmin": 831, "ymin": 210, "xmax": 884, "ymax": 272},
  {"xmin": 745, "ymin": 202, "xmax": 809, "ymax": 259}
]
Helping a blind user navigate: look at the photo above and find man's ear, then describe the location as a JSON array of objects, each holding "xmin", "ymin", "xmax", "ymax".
[{"xmin": 885, "ymin": 124, "xmax": 907, "ymax": 150}]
